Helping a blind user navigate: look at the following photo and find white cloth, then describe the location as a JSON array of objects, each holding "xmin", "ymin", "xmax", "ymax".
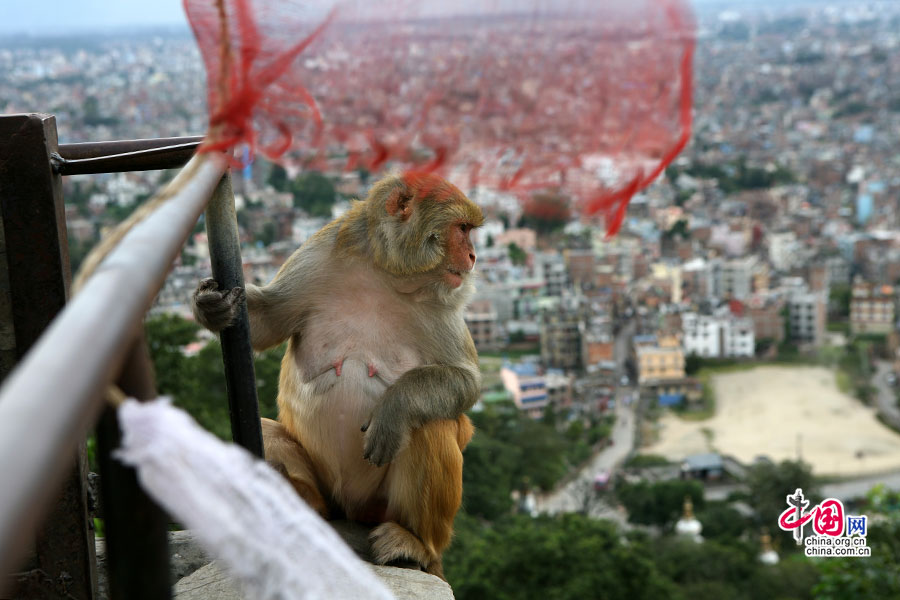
[{"xmin": 116, "ymin": 398, "xmax": 394, "ymax": 600}]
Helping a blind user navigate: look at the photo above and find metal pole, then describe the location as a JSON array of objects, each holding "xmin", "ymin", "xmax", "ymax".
[
  {"xmin": 205, "ymin": 173, "xmax": 263, "ymax": 457},
  {"xmin": 97, "ymin": 335, "xmax": 171, "ymax": 600},
  {"xmin": 57, "ymin": 136, "xmax": 204, "ymax": 160},
  {"xmin": 54, "ymin": 136, "xmax": 204, "ymax": 175},
  {"xmin": 0, "ymin": 113, "xmax": 97, "ymax": 600},
  {"xmin": 0, "ymin": 152, "xmax": 228, "ymax": 589}
]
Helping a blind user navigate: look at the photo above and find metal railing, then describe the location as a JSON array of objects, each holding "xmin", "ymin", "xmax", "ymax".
[{"xmin": 0, "ymin": 113, "xmax": 262, "ymax": 599}]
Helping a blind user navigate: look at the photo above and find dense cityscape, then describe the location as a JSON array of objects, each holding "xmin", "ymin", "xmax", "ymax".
[{"xmin": 4, "ymin": 1, "xmax": 900, "ymax": 598}]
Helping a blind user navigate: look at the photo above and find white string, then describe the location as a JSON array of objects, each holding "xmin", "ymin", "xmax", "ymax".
[{"xmin": 115, "ymin": 398, "xmax": 395, "ymax": 600}]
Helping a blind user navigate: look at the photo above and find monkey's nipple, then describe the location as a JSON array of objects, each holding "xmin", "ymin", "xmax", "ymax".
[{"xmin": 332, "ymin": 358, "xmax": 344, "ymax": 377}]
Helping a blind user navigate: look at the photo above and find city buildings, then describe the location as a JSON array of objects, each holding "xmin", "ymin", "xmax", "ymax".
[
  {"xmin": 788, "ymin": 290, "xmax": 827, "ymax": 347},
  {"xmin": 850, "ymin": 279, "xmax": 896, "ymax": 335},
  {"xmin": 682, "ymin": 311, "xmax": 755, "ymax": 358},
  {"xmin": 634, "ymin": 334, "xmax": 686, "ymax": 386},
  {"xmin": 465, "ymin": 299, "xmax": 502, "ymax": 351},
  {"xmin": 11, "ymin": 0, "xmax": 900, "ymax": 427}
]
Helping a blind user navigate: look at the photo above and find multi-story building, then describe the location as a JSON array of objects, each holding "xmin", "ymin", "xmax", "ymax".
[
  {"xmin": 825, "ymin": 255, "xmax": 851, "ymax": 288},
  {"xmin": 682, "ymin": 313, "xmax": 720, "ymax": 358},
  {"xmin": 544, "ymin": 370, "xmax": 574, "ymax": 412},
  {"xmin": 682, "ymin": 258, "xmax": 713, "ymax": 302},
  {"xmin": 807, "ymin": 263, "xmax": 829, "ymax": 293},
  {"xmin": 711, "ymin": 256, "xmax": 758, "ymax": 301},
  {"xmin": 465, "ymin": 299, "xmax": 502, "ymax": 351},
  {"xmin": 564, "ymin": 249, "xmax": 596, "ymax": 288},
  {"xmin": 500, "ymin": 363, "xmax": 572, "ymax": 418},
  {"xmin": 850, "ymin": 279, "xmax": 895, "ymax": 335},
  {"xmin": 721, "ymin": 316, "xmax": 755, "ymax": 357},
  {"xmin": 768, "ymin": 231, "xmax": 800, "ymax": 272},
  {"xmin": 635, "ymin": 334, "xmax": 686, "ymax": 386},
  {"xmin": 540, "ymin": 300, "xmax": 584, "ymax": 371},
  {"xmin": 495, "ymin": 228, "xmax": 537, "ymax": 251},
  {"xmin": 746, "ymin": 293, "xmax": 785, "ymax": 344},
  {"xmin": 580, "ymin": 315, "xmax": 615, "ymax": 374},
  {"xmin": 682, "ymin": 312, "xmax": 755, "ymax": 358},
  {"xmin": 651, "ymin": 262, "xmax": 684, "ymax": 304},
  {"xmin": 537, "ymin": 252, "xmax": 567, "ymax": 297},
  {"xmin": 788, "ymin": 290, "xmax": 827, "ymax": 346}
]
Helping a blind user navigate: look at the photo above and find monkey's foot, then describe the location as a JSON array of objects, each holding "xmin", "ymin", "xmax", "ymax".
[{"xmin": 369, "ymin": 522, "xmax": 432, "ymax": 572}]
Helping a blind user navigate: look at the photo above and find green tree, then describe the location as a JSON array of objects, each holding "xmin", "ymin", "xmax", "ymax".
[
  {"xmin": 653, "ymin": 536, "xmax": 819, "ymax": 600},
  {"xmin": 829, "ymin": 284, "xmax": 851, "ymax": 319},
  {"xmin": 461, "ymin": 434, "xmax": 519, "ymax": 519},
  {"xmin": 254, "ymin": 344, "xmax": 286, "ymax": 420},
  {"xmin": 695, "ymin": 501, "xmax": 751, "ymax": 542},
  {"xmin": 68, "ymin": 237, "xmax": 96, "ymax": 274},
  {"xmin": 507, "ymin": 242, "xmax": 527, "ymax": 266},
  {"xmin": 292, "ymin": 171, "xmax": 336, "ymax": 217},
  {"xmin": 255, "ymin": 222, "xmax": 278, "ymax": 247},
  {"xmin": 465, "ymin": 400, "xmax": 571, "ymax": 505},
  {"xmin": 664, "ymin": 219, "xmax": 690, "ymax": 240},
  {"xmin": 616, "ymin": 479, "xmax": 705, "ymax": 527},
  {"xmin": 144, "ymin": 314, "xmax": 284, "ymax": 440},
  {"xmin": 145, "ymin": 314, "xmax": 201, "ymax": 398},
  {"xmin": 519, "ymin": 192, "xmax": 570, "ymax": 234},
  {"xmin": 685, "ymin": 353, "xmax": 702, "ymax": 375},
  {"xmin": 653, "ymin": 537, "xmax": 755, "ymax": 593},
  {"xmin": 180, "ymin": 341, "xmax": 233, "ymax": 439},
  {"xmin": 445, "ymin": 512, "xmax": 821, "ymax": 600},
  {"xmin": 746, "ymin": 459, "xmax": 819, "ymax": 532},
  {"xmin": 267, "ymin": 163, "xmax": 289, "ymax": 192},
  {"xmin": 813, "ymin": 487, "xmax": 900, "ymax": 599},
  {"xmin": 445, "ymin": 514, "xmax": 678, "ymax": 600}
]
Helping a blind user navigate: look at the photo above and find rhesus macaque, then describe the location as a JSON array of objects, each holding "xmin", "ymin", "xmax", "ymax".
[{"xmin": 192, "ymin": 172, "xmax": 483, "ymax": 578}]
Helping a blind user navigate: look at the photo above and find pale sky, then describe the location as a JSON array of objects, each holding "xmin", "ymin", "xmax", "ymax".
[
  {"xmin": 0, "ymin": 0, "xmax": 823, "ymax": 37},
  {"xmin": 0, "ymin": 0, "xmax": 189, "ymax": 35}
]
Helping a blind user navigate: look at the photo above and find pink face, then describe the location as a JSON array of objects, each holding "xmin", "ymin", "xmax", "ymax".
[{"xmin": 443, "ymin": 222, "xmax": 477, "ymax": 288}]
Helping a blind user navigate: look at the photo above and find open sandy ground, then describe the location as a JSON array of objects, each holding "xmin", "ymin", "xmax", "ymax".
[{"xmin": 642, "ymin": 365, "xmax": 900, "ymax": 477}]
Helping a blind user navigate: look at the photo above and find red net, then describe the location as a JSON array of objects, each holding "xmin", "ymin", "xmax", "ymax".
[{"xmin": 185, "ymin": 0, "xmax": 695, "ymax": 234}]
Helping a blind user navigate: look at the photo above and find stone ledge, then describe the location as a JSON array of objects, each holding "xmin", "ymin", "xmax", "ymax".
[
  {"xmin": 174, "ymin": 561, "xmax": 454, "ymax": 600},
  {"xmin": 96, "ymin": 526, "xmax": 454, "ymax": 599}
]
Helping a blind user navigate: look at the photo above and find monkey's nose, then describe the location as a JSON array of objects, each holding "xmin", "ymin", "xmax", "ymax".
[{"xmin": 469, "ymin": 251, "xmax": 476, "ymax": 265}]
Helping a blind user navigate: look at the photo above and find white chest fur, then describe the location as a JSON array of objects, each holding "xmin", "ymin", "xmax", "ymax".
[{"xmin": 296, "ymin": 266, "xmax": 423, "ymax": 391}]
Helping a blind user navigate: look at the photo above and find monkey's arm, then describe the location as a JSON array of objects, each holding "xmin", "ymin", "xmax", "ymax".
[
  {"xmin": 191, "ymin": 278, "xmax": 305, "ymax": 350},
  {"xmin": 191, "ymin": 235, "xmax": 332, "ymax": 349},
  {"xmin": 362, "ymin": 360, "xmax": 481, "ymax": 466}
]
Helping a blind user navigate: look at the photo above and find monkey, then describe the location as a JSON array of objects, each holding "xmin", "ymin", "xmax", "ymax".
[{"xmin": 192, "ymin": 172, "xmax": 483, "ymax": 579}]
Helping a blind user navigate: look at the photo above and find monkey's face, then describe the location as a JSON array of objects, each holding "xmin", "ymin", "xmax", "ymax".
[
  {"xmin": 367, "ymin": 173, "xmax": 484, "ymax": 295},
  {"xmin": 442, "ymin": 222, "xmax": 477, "ymax": 289}
]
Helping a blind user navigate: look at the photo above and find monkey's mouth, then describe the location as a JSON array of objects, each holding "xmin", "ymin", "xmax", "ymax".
[{"xmin": 444, "ymin": 268, "xmax": 465, "ymax": 288}]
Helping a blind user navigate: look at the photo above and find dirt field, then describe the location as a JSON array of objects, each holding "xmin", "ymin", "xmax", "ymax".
[{"xmin": 642, "ymin": 365, "xmax": 900, "ymax": 477}]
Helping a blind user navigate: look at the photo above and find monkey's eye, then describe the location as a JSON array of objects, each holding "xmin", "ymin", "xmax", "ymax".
[{"xmin": 459, "ymin": 223, "xmax": 469, "ymax": 233}]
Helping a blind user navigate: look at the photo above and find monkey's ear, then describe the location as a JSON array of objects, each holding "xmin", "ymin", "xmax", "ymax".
[{"xmin": 385, "ymin": 187, "xmax": 414, "ymax": 221}]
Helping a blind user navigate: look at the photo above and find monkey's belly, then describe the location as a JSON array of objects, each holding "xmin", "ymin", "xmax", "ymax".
[{"xmin": 286, "ymin": 358, "xmax": 395, "ymax": 514}]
